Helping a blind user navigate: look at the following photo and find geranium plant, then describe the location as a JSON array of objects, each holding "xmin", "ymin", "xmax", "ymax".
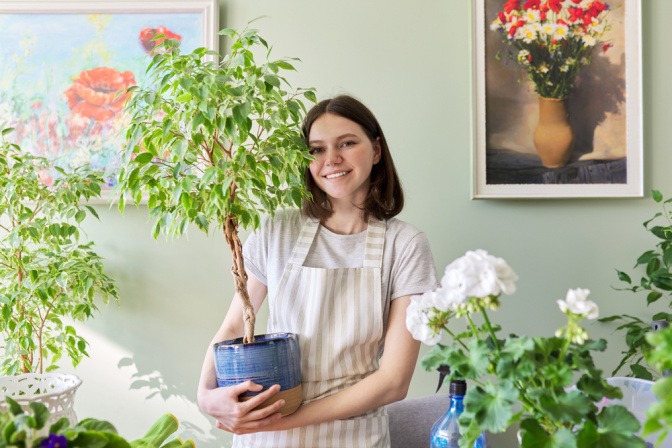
[
  {"xmin": 0, "ymin": 128, "xmax": 118, "ymax": 375},
  {"xmin": 117, "ymin": 23, "xmax": 314, "ymax": 343},
  {"xmin": 599, "ymin": 190, "xmax": 672, "ymax": 380},
  {"xmin": 407, "ymin": 250, "xmax": 646, "ymax": 448},
  {"xmin": 490, "ymin": 0, "xmax": 612, "ymax": 99}
]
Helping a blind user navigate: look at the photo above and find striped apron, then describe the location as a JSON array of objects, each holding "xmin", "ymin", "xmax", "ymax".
[{"xmin": 233, "ymin": 217, "xmax": 389, "ymax": 448}]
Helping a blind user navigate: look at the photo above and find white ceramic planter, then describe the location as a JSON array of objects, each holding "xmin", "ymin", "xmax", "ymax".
[{"xmin": 0, "ymin": 373, "xmax": 82, "ymax": 427}]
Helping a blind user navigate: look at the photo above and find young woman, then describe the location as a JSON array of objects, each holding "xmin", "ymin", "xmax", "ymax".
[{"xmin": 197, "ymin": 95, "xmax": 437, "ymax": 447}]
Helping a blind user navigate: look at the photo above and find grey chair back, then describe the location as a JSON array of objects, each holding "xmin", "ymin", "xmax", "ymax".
[{"xmin": 387, "ymin": 393, "xmax": 451, "ymax": 448}]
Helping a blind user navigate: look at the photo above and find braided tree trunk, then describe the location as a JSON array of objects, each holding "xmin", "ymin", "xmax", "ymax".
[{"xmin": 223, "ymin": 214, "xmax": 255, "ymax": 344}]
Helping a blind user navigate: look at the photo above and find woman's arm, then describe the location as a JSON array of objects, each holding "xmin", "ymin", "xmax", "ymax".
[
  {"xmin": 197, "ymin": 270, "xmax": 286, "ymax": 432},
  {"xmin": 237, "ymin": 294, "xmax": 420, "ymax": 434}
]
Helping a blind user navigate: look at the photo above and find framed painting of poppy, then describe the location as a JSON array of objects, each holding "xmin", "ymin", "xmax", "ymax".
[
  {"xmin": 0, "ymin": 0, "xmax": 218, "ymax": 202},
  {"xmin": 471, "ymin": 0, "xmax": 642, "ymax": 199}
]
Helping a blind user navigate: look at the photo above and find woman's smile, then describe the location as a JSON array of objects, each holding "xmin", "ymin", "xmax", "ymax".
[{"xmin": 324, "ymin": 170, "xmax": 352, "ymax": 179}]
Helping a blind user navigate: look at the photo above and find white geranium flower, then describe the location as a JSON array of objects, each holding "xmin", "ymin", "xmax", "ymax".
[
  {"xmin": 441, "ymin": 250, "xmax": 518, "ymax": 300},
  {"xmin": 405, "ymin": 297, "xmax": 441, "ymax": 345},
  {"xmin": 557, "ymin": 288, "xmax": 599, "ymax": 319},
  {"xmin": 425, "ymin": 287, "xmax": 465, "ymax": 312},
  {"xmin": 492, "ymin": 255, "xmax": 518, "ymax": 295}
]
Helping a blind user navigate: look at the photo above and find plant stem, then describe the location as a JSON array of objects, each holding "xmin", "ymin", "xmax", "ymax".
[
  {"xmin": 222, "ymin": 211, "xmax": 255, "ymax": 344},
  {"xmin": 466, "ymin": 314, "xmax": 480, "ymax": 338},
  {"xmin": 443, "ymin": 325, "xmax": 470, "ymax": 351},
  {"xmin": 480, "ymin": 304, "xmax": 501, "ymax": 352}
]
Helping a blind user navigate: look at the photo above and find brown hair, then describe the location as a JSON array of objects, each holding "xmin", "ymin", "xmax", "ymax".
[{"xmin": 301, "ymin": 95, "xmax": 404, "ymax": 221}]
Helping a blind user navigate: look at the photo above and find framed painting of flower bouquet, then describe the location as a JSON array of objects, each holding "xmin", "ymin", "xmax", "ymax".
[
  {"xmin": 0, "ymin": 0, "xmax": 218, "ymax": 203},
  {"xmin": 471, "ymin": 0, "xmax": 642, "ymax": 199}
]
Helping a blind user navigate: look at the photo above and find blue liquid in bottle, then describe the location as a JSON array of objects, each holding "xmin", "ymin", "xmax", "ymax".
[{"xmin": 430, "ymin": 380, "xmax": 486, "ymax": 448}]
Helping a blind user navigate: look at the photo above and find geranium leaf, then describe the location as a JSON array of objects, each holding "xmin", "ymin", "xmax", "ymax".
[
  {"xmin": 464, "ymin": 380, "xmax": 517, "ymax": 433},
  {"xmin": 538, "ymin": 390, "xmax": 591, "ymax": 424},
  {"xmin": 597, "ymin": 405, "xmax": 640, "ymax": 435}
]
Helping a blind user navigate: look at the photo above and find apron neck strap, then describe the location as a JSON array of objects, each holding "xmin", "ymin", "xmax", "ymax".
[
  {"xmin": 288, "ymin": 216, "xmax": 386, "ymax": 268},
  {"xmin": 363, "ymin": 218, "xmax": 386, "ymax": 269}
]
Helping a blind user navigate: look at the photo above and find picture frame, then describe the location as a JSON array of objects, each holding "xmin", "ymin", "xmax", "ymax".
[
  {"xmin": 0, "ymin": 0, "xmax": 219, "ymax": 204},
  {"xmin": 471, "ymin": 0, "xmax": 642, "ymax": 199}
]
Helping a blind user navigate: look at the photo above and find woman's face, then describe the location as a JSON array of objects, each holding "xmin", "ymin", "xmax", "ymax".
[{"xmin": 307, "ymin": 113, "xmax": 381, "ymax": 207}]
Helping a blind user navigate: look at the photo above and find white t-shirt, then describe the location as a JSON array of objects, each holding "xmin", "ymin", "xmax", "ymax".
[{"xmin": 243, "ymin": 209, "xmax": 438, "ymax": 328}]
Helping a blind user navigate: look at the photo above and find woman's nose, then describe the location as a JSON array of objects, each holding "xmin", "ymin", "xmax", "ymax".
[{"xmin": 324, "ymin": 147, "xmax": 341, "ymax": 166}]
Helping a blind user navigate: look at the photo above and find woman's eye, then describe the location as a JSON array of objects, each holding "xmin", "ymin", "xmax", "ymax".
[
  {"xmin": 340, "ymin": 141, "xmax": 355, "ymax": 148},
  {"xmin": 309, "ymin": 147, "xmax": 324, "ymax": 155}
]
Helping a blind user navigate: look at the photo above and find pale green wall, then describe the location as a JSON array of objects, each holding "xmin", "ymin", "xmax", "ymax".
[{"xmin": 71, "ymin": 1, "xmax": 670, "ymax": 447}]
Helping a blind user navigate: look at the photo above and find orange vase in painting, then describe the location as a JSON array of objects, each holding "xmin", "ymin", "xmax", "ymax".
[{"xmin": 533, "ymin": 96, "xmax": 574, "ymax": 169}]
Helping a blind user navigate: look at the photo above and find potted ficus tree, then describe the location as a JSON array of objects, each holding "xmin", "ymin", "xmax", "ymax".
[
  {"xmin": 0, "ymin": 127, "xmax": 118, "ymax": 422},
  {"xmin": 116, "ymin": 23, "xmax": 315, "ymax": 415}
]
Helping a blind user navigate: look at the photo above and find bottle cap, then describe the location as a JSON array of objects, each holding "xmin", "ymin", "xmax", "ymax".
[{"xmin": 449, "ymin": 379, "xmax": 467, "ymax": 396}]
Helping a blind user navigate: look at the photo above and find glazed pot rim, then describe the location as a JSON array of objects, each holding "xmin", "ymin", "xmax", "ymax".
[{"xmin": 213, "ymin": 332, "xmax": 298, "ymax": 350}]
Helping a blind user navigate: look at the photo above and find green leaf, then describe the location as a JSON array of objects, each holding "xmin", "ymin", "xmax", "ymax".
[
  {"xmin": 597, "ymin": 405, "xmax": 641, "ymax": 435},
  {"xmin": 28, "ymin": 401, "xmax": 50, "ymax": 429},
  {"xmin": 304, "ymin": 90, "xmax": 317, "ymax": 103},
  {"xmin": 538, "ymin": 390, "xmax": 592, "ymax": 424},
  {"xmin": 616, "ymin": 270, "xmax": 632, "ymax": 284},
  {"xmin": 134, "ymin": 152, "xmax": 154, "ymax": 165},
  {"xmin": 653, "ymin": 190, "xmax": 663, "ymax": 202},
  {"xmin": 130, "ymin": 414, "xmax": 179, "ymax": 448},
  {"xmin": 464, "ymin": 381, "xmax": 518, "ymax": 433},
  {"xmin": 5, "ymin": 397, "xmax": 24, "ymax": 416}
]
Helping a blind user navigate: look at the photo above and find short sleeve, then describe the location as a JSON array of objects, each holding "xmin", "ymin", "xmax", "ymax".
[
  {"xmin": 242, "ymin": 219, "xmax": 270, "ymax": 285},
  {"xmin": 389, "ymin": 231, "xmax": 438, "ymax": 300}
]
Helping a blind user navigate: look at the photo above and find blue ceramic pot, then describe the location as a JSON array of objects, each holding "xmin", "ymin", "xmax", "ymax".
[{"xmin": 213, "ymin": 332, "xmax": 302, "ymax": 415}]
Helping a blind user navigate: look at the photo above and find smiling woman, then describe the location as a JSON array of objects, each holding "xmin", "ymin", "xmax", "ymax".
[{"xmin": 196, "ymin": 94, "xmax": 438, "ymax": 448}]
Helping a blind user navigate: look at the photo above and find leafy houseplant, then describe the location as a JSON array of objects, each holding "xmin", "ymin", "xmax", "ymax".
[
  {"xmin": 406, "ymin": 250, "xmax": 646, "ymax": 448},
  {"xmin": 600, "ymin": 190, "xmax": 672, "ymax": 380},
  {"xmin": 0, "ymin": 129, "xmax": 118, "ymax": 375},
  {"xmin": 490, "ymin": 0, "xmax": 612, "ymax": 99},
  {"xmin": 117, "ymin": 24, "xmax": 314, "ymax": 344},
  {"xmin": 0, "ymin": 396, "xmax": 193, "ymax": 448},
  {"xmin": 643, "ymin": 325, "xmax": 672, "ymax": 446}
]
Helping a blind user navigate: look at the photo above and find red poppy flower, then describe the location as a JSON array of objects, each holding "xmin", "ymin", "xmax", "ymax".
[
  {"xmin": 568, "ymin": 7, "xmax": 584, "ymax": 22},
  {"xmin": 139, "ymin": 26, "xmax": 182, "ymax": 54},
  {"xmin": 64, "ymin": 67, "xmax": 136, "ymax": 122},
  {"xmin": 602, "ymin": 42, "xmax": 613, "ymax": 52},
  {"xmin": 546, "ymin": 0, "xmax": 562, "ymax": 13},
  {"xmin": 585, "ymin": 1, "xmax": 608, "ymax": 19},
  {"xmin": 504, "ymin": 0, "xmax": 521, "ymax": 14},
  {"xmin": 524, "ymin": 0, "xmax": 540, "ymax": 10}
]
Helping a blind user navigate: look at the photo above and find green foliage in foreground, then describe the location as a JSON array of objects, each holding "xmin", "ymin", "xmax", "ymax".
[{"xmin": 0, "ymin": 396, "xmax": 193, "ymax": 448}]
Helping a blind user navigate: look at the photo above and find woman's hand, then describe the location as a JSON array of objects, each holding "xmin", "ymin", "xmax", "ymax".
[{"xmin": 199, "ymin": 380, "xmax": 285, "ymax": 434}]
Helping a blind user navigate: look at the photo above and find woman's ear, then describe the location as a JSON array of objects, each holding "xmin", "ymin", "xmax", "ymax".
[{"xmin": 373, "ymin": 138, "xmax": 382, "ymax": 164}]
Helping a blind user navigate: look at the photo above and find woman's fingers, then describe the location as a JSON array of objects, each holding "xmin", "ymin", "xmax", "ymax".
[{"xmin": 214, "ymin": 382, "xmax": 285, "ymax": 433}]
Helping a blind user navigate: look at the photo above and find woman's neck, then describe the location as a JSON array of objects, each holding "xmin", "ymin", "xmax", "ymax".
[{"xmin": 321, "ymin": 206, "xmax": 367, "ymax": 235}]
